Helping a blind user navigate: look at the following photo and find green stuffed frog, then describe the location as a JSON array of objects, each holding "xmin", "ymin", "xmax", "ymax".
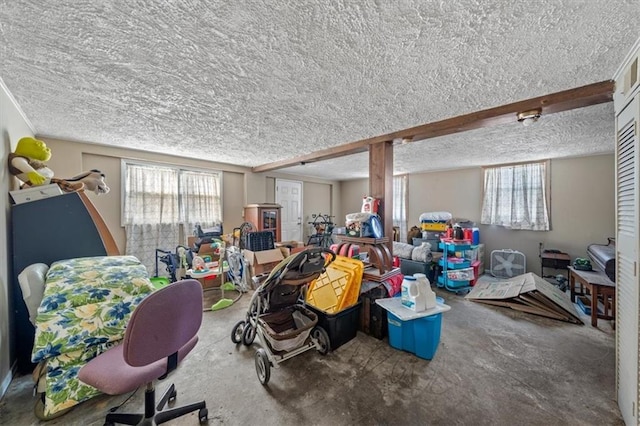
[{"xmin": 8, "ymin": 137, "xmax": 84, "ymax": 192}]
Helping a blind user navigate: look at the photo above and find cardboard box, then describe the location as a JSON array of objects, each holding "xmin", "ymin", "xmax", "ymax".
[
  {"xmin": 243, "ymin": 248, "xmax": 285, "ymax": 276},
  {"xmin": 10, "ymin": 184, "xmax": 63, "ymax": 204},
  {"xmin": 277, "ymin": 244, "xmax": 307, "ymax": 258},
  {"xmin": 465, "ymin": 272, "xmax": 581, "ymax": 323},
  {"xmin": 275, "ymin": 240, "xmax": 304, "ymax": 248}
]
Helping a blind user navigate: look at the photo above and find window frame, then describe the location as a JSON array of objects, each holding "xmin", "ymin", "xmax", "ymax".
[
  {"xmin": 480, "ymin": 159, "xmax": 551, "ymax": 231},
  {"xmin": 120, "ymin": 159, "xmax": 224, "ymax": 227}
]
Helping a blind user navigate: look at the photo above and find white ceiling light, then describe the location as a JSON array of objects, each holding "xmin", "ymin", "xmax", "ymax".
[{"xmin": 517, "ymin": 109, "xmax": 542, "ymax": 126}]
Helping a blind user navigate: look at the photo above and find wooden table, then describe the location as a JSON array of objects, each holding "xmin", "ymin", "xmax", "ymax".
[
  {"xmin": 568, "ymin": 266, "xmax": 615, "ymax": 327},
  {"xmin": 336, "ymin": 236, "xmax": 391, "ymax": 274}
]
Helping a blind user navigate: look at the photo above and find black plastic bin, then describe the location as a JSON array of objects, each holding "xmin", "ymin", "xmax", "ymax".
[
  {"xmin": 307, "ymin": 301, "xmax": 361, "ymax": 351},
  {"xmin": 400, "ymin": 259, "xmax": 440, "ymax": 283},
  {"xmin": 243, "ymin": 231, "xmax": 275, "ymax": 251},
  {"xmin": 358, "ymin": 285, "xmax": 388, "ymax": 340}
]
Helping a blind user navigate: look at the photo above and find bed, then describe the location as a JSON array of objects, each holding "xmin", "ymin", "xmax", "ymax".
[{"xmin": 30, "ymin": 255, "xmax": 155, "ymax": 418}]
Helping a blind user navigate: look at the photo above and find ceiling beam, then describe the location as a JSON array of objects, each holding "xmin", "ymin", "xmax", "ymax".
[{"xmin": 252, "ymin": 80, "xmax": 614, "ymax": 173}]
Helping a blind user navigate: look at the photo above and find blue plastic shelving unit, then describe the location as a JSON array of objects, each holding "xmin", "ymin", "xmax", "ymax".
[{"xmin": 438, "ymin": 241, "xmax": 473, "ymax": 294}]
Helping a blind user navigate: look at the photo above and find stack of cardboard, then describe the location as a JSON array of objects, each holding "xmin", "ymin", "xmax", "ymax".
[{"xmin": 465, "ymin": 272, "xmax": 582, "ymax": 324}]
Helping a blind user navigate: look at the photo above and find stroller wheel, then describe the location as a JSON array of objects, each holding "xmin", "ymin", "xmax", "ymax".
[
  {"xmin": 242, "ymin": 323, "xmax": 256, "ymax": 346},
  {"xmin": 231, "ymin": 320, "xmax": 245, "ymax": 344},
  {"xmin": 312, "ymin": 326, "xmax": 331, "ymax": 355},
  {"xmin": 255, "ymin": 348, "xmax": 271, "ymax": 385}
]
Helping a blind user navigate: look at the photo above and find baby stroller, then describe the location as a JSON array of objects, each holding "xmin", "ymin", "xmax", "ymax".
[{"xmin": 231, "ymin": 247, "xmax": 336, "ymax": 384}]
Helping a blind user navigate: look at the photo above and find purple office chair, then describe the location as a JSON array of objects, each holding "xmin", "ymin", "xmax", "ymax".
[{"xmin": 78, "ymin": 279, "xmax": 207, "ymax": 425}]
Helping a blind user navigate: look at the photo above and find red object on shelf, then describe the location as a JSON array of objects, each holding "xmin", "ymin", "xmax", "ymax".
[
  {"xmin": 470, "ymin": 260, "xmax": 481, "ymax": 286},
  {"xmin": 392, "ymin": 255, "xmax": 400, "ymax": 267}
]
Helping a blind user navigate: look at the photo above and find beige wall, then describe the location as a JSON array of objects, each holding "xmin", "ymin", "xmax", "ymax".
[
  {"xmin": 264, "ymin": 175, "xmax": 338, "ymax": 242},
  {"xmin": 43, "ymin": 138, "xmax": 252, "ymax": 252},
  {"xmin": 1, "ymin": 80, "xmax": 36, "ymax": 397},
  {"xmin": 302, "ymin": 182, "xmax": 332, "ymax": 241},
  {"xmin": 340, "ymin": 154, "xmax": 615, "ymax": 277},
  {"xmin": 42, "ymin": 139, "xmax": 342, "ymax": 252},
  {"xmin": 340, "ymin": 179, "xmax": 368, "ymax": 219}
]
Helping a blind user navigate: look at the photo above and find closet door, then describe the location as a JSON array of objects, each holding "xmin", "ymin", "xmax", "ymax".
[{"xmin": 615, "ymin": 93, "xmax": 639, "ymax": 425}]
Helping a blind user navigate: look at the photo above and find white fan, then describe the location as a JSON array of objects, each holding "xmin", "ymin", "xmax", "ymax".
[{"xmin": 491, "ymin": 249, "xmax": 526, "ymax": 278}]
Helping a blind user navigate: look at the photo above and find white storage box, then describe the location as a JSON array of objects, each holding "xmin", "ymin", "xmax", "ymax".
[{"xmin": 10, "ymin": 184, "xmax": 63, "ymax": 205}]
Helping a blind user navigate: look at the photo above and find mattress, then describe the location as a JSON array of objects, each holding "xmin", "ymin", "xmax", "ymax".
[{"xmin": 32, "ymin": 255, "xmax": 154, "ymax": 417}]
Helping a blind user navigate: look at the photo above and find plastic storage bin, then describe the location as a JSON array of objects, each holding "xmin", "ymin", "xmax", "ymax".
[
  {"xmin": 306, "ymin": 256, "xmax": 363, "ymax": 313},
  {"xmin": 420, "ymin": 221, "xmax": 448, "ymax": 232},
  {"xmin": 438, "ymin": 257, "xmax": 471, "ymax": 269},
  {"xmin": 243, "ymin": 231, "xmax": 275, "ymax": 251},
  {"xmin": 437, "ymin": 275, "xmax": 471, "ymax": 289},
  {"xmin": 400, "ymin": 258, "xmax": 430, "ymax": 275},
  {"xmin": 446, "ymin": 267, "xmax": 474, "ymax": 281},
  {"xmin": 388, "ymin": 312, "xmax": 442, "ymax": 360},
  {"xmin": 307, "ymin": 301, "xmax": 361, "ymax": 350},
  {"xmin": 376, "ymin": 297, "xmax": 450, "ymax": 360}
]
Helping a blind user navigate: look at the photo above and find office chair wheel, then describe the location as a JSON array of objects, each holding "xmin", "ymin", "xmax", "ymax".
[
  {"xmin": 199, "ymin": 407, "xmax": 208, "ymax": 423},
  {"xmin": 231, "ymin": 320, "xmax": 245, "ymax": 344},
  {"xmin": 255, "ymin": 348, "xmax": 271, "ymax": 385},
  {"xmin": 242, "ymin": 323, "xmax": 256, "ymax": 346},
  {"xmin": 312, "ymin": 326, "xmax": 331, "ymax": 355}
]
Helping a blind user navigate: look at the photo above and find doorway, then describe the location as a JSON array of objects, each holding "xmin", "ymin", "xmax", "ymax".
[{"xmin": 276, "ymin": 179, "xmax": 303, "ymax": 242}]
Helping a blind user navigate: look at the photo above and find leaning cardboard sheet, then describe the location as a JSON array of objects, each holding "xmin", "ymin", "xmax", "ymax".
[{"xmin": 465, "ymin": 272, "xmax": 582, "ymax": 324}]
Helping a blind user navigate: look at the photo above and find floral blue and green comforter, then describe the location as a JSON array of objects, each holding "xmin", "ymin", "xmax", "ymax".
[{"xmin": 31, "ymin": 255, "xmax": 155, "ymax": 417}]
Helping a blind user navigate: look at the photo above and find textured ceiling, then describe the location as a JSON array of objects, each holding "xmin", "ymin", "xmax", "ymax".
[{"xmin": 1, "ymin": 1, "xmax": 639, "ymax": 180}]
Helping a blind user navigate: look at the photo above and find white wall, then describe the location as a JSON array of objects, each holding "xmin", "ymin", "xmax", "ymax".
[{"xmin": 0, "ymin": 78, "xmax": 36, "ymax": 398}]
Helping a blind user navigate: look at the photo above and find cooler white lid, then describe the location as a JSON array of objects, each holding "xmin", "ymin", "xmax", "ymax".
[{"xmin": 375, "ymin": 297, "xmax": 451, "ymax": 321}]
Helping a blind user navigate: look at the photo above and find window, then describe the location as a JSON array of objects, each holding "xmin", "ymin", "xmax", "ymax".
[
  {"xmin": 393, "ymin": 175, "xmax": 408, "ymax": 242},
  {"xmin": 122, "ymin": 161, "xmax": 222, "ymax": 273},
  {"xmin": 480, "ymin": 161, "xmax": 549, "ymax": 231}
]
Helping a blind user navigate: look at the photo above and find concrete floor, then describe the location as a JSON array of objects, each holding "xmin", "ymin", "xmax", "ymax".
[{"xmin": 0, "ymin": 282, "xmax": 621, "ymax": 426}]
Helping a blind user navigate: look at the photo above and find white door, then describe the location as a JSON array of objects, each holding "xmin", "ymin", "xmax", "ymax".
[
  {"xmin": 276, "ymin": 179, "xmax": 303, "ymax": 242},
  {"xmin": 615, "ymin": 94, "xmax": 639, "ymax": 425}
]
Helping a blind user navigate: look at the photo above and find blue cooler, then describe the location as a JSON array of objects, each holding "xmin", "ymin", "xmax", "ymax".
[{"xmin": 376, "ymin": 297, "xmax": 449, "ymax": 360}]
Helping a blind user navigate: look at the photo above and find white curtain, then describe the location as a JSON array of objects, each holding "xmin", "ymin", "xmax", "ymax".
[
  {"xmin": 393, "ymin": 175, "xmax": 408, "ymax": 242},
  {"xmin": 123, "ymin": 164, "xmax": 180, "ymax": 274},
  {"xmin": 481, "ymin": 162, "xmax": 550, "ymax": 231},
  {"xmin": 180, "ymin": 169, "xmax": 222, "ymax": 235}
]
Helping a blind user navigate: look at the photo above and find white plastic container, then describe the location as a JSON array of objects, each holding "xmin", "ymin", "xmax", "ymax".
[
  {"xmin": 401, "ymin": 276, "xmax": 426, "ymax": 312},
  {"xmin": 414, "ymin": 273, "xmax": 436, "ymax": 310}
]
